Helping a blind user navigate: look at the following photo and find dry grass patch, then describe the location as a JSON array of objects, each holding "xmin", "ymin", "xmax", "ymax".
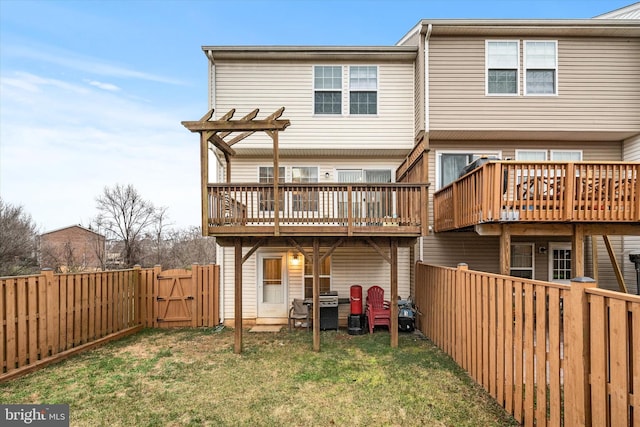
[{"xmin": 0, "ymin": 328, "xmax": 517, "ymax": 426}]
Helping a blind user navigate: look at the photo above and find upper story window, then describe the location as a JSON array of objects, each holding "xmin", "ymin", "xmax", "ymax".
[
  {"xmin": 524, "ymin": 41, "xmax": 557, "ymax": 95},
  {"xmin": 486, "ymin": 41, "xmax": 519, "ymax": 95},
  {"xmin": 349, "ymin": 66, "xmax": 377, "ymax": 114},
  {"xmin": 314, "ymin": 66, "xmax": 342, "ymax": 115}
]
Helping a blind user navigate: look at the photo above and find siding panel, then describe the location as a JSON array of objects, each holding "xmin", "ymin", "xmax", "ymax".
[
  {"xmin": 214, "ymin": 61, "xmax": 415, "ymax": 150},
  {"xmin": 429, "ymin": 37, "xmax": 640, "ymax": 131}
]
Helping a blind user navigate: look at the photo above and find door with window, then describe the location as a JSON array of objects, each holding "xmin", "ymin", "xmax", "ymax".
[
  {"xmin": 549, "ymin": 242, "xmax": 572, "ymax": 284},
  {"xmin": 337, "ymin": 169, "xmax": 392, "ymax": 222},
  {"xmin": 257, "ymin": 253, "xmax": 288, "ymax": 318}
]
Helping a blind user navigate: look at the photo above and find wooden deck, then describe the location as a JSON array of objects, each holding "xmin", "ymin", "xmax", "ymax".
[
  {"xmin": 205, "ymin": 182, "xmax": 428, "ymax": 238},
  {"xmin": 434, "ymin": 161, "xmax": 639, "ymax": 232}
]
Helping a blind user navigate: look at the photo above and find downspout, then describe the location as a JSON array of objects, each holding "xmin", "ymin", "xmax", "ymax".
[
  {"xmin": 207, "ymin": 49, "xmax": 225, "ymax": 324},
  {"xmin": 419, "ymin": 23, "xmax": 432, "ymax": 263}
]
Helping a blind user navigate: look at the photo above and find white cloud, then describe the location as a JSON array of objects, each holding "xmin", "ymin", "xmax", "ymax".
[
  {"xmin": 87, "ymin": 80, "xmax": 121, "ymax": 92},
  {"xmin": 3, "ymin": 43, "xmax": 185, "ymax": 85},
  {"xmin": 0, "ymin": 70, "xmax": 202, "ymax": 232}
]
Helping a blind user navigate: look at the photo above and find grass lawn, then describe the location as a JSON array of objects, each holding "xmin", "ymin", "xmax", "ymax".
[{"xmin": 0, "ymin": 327, "xmax": 517, "ymax": 426}]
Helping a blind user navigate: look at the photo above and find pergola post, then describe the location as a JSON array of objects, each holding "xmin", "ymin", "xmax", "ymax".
[{"xmin": 200, "ymin": 133, "xmax": 209, "ymax": 235}]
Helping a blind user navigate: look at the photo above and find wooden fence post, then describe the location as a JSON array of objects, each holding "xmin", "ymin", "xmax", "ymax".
[
  {"xmin": 153, "ymin": 265, "xmax": 162, "ymax": 328},
  {"xmin": 455, "ymin": 263, "xmax": 468, "ymax": 365},
  {"xmin": 564, "ymin": 276, "xmax": 597, "ymax": 427},
  {"xmin": 41, "ymin": 269, "xmax": 57, "ymax": 356},
  {"xmin": 133, "ymin": 265, "xmax": 141, "ymax": 326}
]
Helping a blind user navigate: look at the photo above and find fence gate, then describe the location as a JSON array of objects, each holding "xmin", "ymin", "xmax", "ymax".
[{"xmin": 155, "ymin": 269, "xmax": 194, "ymax": 327}]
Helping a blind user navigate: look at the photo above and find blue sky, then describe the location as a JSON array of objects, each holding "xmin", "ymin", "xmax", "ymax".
[{"xmin": 0, "ymin": 0, "xmax": 634, "ymax": 232}]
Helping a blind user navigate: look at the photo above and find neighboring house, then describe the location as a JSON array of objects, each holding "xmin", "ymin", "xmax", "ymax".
[
  {"xmin": 40, "ymin": 225, "xmax": 105, "ymax": 272},
  {"xmin": 183, "ymin": 5, "xmax": 640, "ymax": 329}
]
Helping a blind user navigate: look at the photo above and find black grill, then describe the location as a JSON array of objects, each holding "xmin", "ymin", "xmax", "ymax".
[{"xmin": 319, "ymin": 292, "xmax": 338, "ymax": 330}]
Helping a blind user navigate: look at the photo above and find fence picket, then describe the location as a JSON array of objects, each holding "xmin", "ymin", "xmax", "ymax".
[
  {"xmin": 5, "ymin": 280, "xmax": 16, "ymax": 372},
  {"xmin": 27, "ymin": 277, "xmax": 38, "ymax": 365},
  {"xmin": 589, "ymin": 294, "xmax": 607, "ymax": 426},
  {"xmin": 16, "ymin": 277, "xmax": 27, "ymax": 367},
  {"xmin": 548, "ymin": 287, "xmax": 562, "ymax": 427},
  {"xmin": 535, "ymin": 285, "xmax": 547, "ymax": 427},
  {"xmin": 608, "ymin": 298, "xmax": 629, "ymax": 427},
  {"xmin": 524, "ymin": 283, "xmax": 535, "ymax": 426}
]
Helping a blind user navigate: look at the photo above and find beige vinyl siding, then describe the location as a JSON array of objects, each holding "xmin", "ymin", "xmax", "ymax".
[
  {"xmin": 222, "ymin": 246, "xmax": 258, "ymax": 319},
  {"xmin": 213, "ymin": 61, "xmax": 414, "ymax": 151},
  {"xmin": 624, "ymin": 134, "xmax": 640, "ymax": 161},
  {"xmin": 227, "ymin": 157, "xmax": 405, "ymax": 183},
  {"xmin": 221, "ymin": 246, "xmax": 409, "ymax": 320},
  {"xmin": 414, "ymin": 36, "xmax": 425, "ymax": 138},
  {"xmin": 429, "ymin": 37, "xmax": 640, "ymax": 131},
  {"xmin": 623, "ymin": 135, "xmax": 640, "ymax": 294}
]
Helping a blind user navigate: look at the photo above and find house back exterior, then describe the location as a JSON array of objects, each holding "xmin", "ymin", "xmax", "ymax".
[{"xmin": 189, "ymin": 6, "xmax": 640, "ymax": 326}]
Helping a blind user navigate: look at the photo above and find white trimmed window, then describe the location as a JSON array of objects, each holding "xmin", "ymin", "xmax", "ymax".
[
  {"xmin": 515, "ymin": 150, "xmax": 547, "ymax": 161},
  {"xmin": 292, "ymin": 167, "xmax": 319, "ymax": 211},
  {"xmin": 436, "ymin": 151, "xmax": 501, "ymax": 189},
  {"xmin": 486, "ymin": 41, "xmax": 519, "ymax": 95},
  {"xmin": 524, "ymin": 41, "xmax": 558, "ymax": 95},
  {"xmin": 511, "ymin": 243, "xmax": 535, "ymax": 279},
  {"xmin": 349, "ymin": 66, "xmax": 377, "ymax": 114},
  {"xmin": 259, "ymin": 166, "xmax": 285, "ymax": 212},
  {"xmin": 314, "ymin": 66, "xmax": 342, "ymax": 115},
  {"xmin": 550, "ymin": 150, "xmax": 582, "ymax": 161},
  {"xmin": 304, "ymin": 256, "xmax": 331, "ymax": 298}
]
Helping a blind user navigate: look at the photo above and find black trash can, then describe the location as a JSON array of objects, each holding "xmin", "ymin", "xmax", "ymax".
[{"xmin": 347, "ymin": 314, "xmax": 365, "ymax": 335}]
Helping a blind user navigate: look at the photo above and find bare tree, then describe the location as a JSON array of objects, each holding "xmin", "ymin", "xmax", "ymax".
[
  {"xmin": 92, "ymin": 184, "xmax": 157, "ymax": 268},
  {"xmin": 166, "ymin": 226, "xmax": 217, "ymax": 268},
  {"xmin": 0, "ymin": 198, "xmax": 39, "ymax": 276}
]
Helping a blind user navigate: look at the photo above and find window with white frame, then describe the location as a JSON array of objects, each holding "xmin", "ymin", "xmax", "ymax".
[
  {"xmin": 437, "ymin": 151, "xmax": 501, "ymax": 189},
  {"xmin": 515, "ymin": 150, "xmax": 547, "ymax": 161},
  {"xmin": 259, "ymin": 166, "xmax": 285, "ymax": 211},
  {"xmin": 510, "ymin": 243, "xmax": 535, "ymax": 279},
  {"xmin": 292, "ymin": 167, "xmax": 319, "ymax": 211},
  {"xmin": 314, "ymin": 66, "xmax": 342, "ymax": 115},
  {"xmin": 486, "ymin": 41, "xmax": 519, "ymax": 95},
  {"xmin": 304, "ymin": 255, "xmax": 331, "ymax": 298},
  {"xmin": 349, "ymin": 66, "xmax": 377, "ymax": 114},
  {"xmin": 524, "ymin": 41, "xmax": 557, "ymax": 95},
  {"xmin": 550, "ymin": 150, "xmax": 582, "ymax": 161}
]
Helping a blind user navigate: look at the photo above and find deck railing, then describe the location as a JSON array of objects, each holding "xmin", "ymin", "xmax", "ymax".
[
  {"xmin": 434, "ymin": 162, "xmax": 639, "ymax": 231},
  {"xmin": 207, "ymin": 182, "xmax": 428, "ymax": 236}
]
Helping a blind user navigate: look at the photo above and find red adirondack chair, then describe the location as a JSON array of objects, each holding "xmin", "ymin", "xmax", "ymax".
[{"xmin": 366, "ymin": 285, "xmax": 391, "ymax": 333}]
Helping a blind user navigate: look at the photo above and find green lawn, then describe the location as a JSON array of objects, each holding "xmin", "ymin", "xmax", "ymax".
[{"xmin": 0, "ymin": 328, "xmax": 517, "ymax": 426}]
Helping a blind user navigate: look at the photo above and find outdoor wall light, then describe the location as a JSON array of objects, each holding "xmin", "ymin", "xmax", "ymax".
[
  {"xmin": 291, "ymin": 253, "xmax": 300, "ymax": 266},
  {"xmin": 325, "ymin": 172, "xmax": 330, "ymax": 179}
]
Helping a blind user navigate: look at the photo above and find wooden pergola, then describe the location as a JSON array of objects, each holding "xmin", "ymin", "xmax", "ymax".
[{"xmin": 182, "ymin": 108, "xmax": 402, "ymax": 353}]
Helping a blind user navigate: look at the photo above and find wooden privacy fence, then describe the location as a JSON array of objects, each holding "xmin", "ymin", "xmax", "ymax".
[
  {"xmin": 415, "ymin": 262, "xmax": 639, "ymax": 427},
  {"xmin": 1, "ymin": 263, "xmax": 219, "ymax": 381}
]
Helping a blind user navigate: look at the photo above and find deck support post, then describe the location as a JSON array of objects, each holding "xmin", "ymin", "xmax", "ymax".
[
  {"xmin": 499, "ymin": 224, "xmax": 511, "ymax": 276},
  {"xmin": 572, "ymin": 224, "xmax": 585, "ymax": 278},
  {"xmin": 234, "ymin": 237, "xmax": 243, "ymax": 354},
  {"xmin": 312, "ymin": 238, "xmax": 320, "ymax": 351},
  {"xmin": 390, "ymin": 238, "xmax": 399, "ymax": 348}
]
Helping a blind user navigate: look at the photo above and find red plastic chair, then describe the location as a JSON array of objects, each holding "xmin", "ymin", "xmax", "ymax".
[{"xmin": 366, "ymin": 285, "xmax": 391, "ymax": 333}]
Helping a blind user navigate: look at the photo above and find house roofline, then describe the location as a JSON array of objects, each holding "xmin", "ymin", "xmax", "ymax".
[
  {"xmin": 41, "ymin": 224, "xmax": 104, "ymax": 238},
  {"xmin": 202, "ymin": 45, "xmax": 417, "ymax": 62},
  {"xmin": 396, "ymin": 19, "xmax": 639, "ymax": 39}
]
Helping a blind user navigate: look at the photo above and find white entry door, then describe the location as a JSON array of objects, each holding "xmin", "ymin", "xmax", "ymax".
[{"xmin": 257, "ymin": 254, "xmax": 288, "ymax": 318}]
